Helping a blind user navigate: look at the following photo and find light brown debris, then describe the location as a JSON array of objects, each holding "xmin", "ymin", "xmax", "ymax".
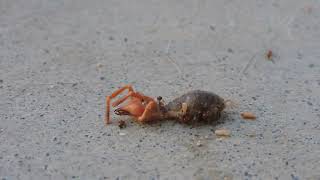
[
  {"xmin": 241, "ymin": 112, "xmax": 256, "ymax": 120},
  {"xmin": 215, "ymin": 129, "xmax": 231, "ymax": 137}
]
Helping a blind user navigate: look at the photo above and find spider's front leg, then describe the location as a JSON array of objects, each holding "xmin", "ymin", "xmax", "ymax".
[
  {"xmin": 136, "ymin": 101, "xmax": 160, "ymax": 122},
  {"xmin": 105, "ymin": 85, "xmax": 134, "ymax": 125}
]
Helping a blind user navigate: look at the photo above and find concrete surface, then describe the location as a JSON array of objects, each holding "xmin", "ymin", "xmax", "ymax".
[{"xmin": 1, "ymin": 0, "xmax": 320, "ymax": 179}]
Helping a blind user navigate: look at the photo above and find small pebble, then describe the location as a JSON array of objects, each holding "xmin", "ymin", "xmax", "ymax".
[
  {"xmin": 119, "ymin": 132, "xmax": 126, "ymax": 136},
  {"xmin": 96, "ymin": 63, "xmax": 103, "ymax": 68},
  {"xmin": 215, "ymin": 129, "xmax": 231, "ymax": 137},
  {"xmin": 196, "ymin": 140, "xmax": 202, "ymax": 147}
]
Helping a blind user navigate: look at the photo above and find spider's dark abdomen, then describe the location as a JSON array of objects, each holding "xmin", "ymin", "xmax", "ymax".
[{"xmin": 165, "ymin": 90, "xmax": 225, "ymax": 123}]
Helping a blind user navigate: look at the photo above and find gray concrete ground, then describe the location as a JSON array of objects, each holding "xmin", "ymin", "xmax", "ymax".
[{"xmin": 1, "ymin": 0, "xmax": 320, "ymax": 179}]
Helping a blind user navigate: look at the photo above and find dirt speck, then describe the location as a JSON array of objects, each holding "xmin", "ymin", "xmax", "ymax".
[
  {"xmin": 118, "ymin": 120, "xmax": 127, "ymax": 129},
  {"xmin": 209, "ymin": 25, "xmax": 215, "ymax": 31}
]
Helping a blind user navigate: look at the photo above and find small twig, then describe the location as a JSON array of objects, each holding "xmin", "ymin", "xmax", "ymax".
[
  {"xmin": 165, "ymin": 40, "xmax": 172, "ymax": 54},
  {"xmin": 166, "ymin": 55, "xmax": 182, "ymax": 75},
  {"xmin": 164, "ymin": 40, "xmax": 182, "ymax": 76},
  {"xmin": 241, "ymin": 54, "xmax": 256, "ymax": 76}
]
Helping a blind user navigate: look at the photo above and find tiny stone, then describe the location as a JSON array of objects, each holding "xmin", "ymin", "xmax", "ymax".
[
  {"xmin": 100, "ymin": 77, "xmax": 105, "ymax": 80},
  {"xmin": 119, "ymin": 132, "xmax": 126, "ymax": 136},
  {"xmin": 96, "ymin": 63, "xmax": 103, "ymax": 68},
  {"xmin": 215, "ymin": 129, "xmax": 231, "ymax": 137},
  {"xmin": 196, "ymin": 140, "xmax": 202, "ymax": 147},
  {"xmin": 109, "ymin": 36, "xmax": 114, "ymax": 40},
  {"xmin": 124, "ymin": 37, "xmax": 128, "ymax": 42},
  {"xmin": 209, "ymin": 25, "xmax": 215, "ymax": 31}
]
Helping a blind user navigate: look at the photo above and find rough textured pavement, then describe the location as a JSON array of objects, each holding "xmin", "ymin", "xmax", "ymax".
[{"xmin": 1, "ymin": 0, "xmax": 320, "ymax": 179}]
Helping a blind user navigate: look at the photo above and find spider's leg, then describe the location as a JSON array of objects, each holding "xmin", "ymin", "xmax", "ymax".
[
  {"xmin": 136, "ymin": 101, "xmax": 158, "ymax": 122},
  {"xmin": 105, "ymin": 84, "xmax": 134, "ymax": 125}
]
